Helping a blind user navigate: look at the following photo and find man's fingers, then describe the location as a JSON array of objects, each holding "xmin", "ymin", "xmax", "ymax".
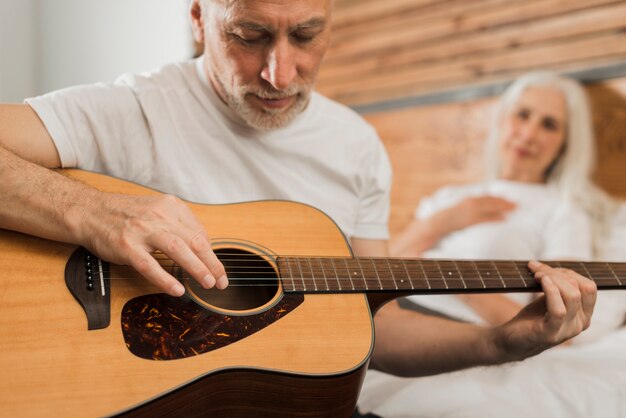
[
  {"xmin": 188, "ymin": 232, "xmax": 228, "ymax": 289},
  {"xmin": 530, "ymin": 260, "xmax": 596, "ymax": 337},
  {"xmin": 538, "ymin": 275, "xmax": 567, "ymax": 333},
  {"xmin": 179, "ymin": 208, "xmax": 229, "ymax": 289},
  {"xmin": 129, "ymin": 247, "xmax": 185, "ymax": 297},
  {"xmin": 149, "ymin": 229, "xmax": 218, "ymax": 289},
  {"xmin": 567, "ymin": 269, "xmax": 597, "ymax": 328}
]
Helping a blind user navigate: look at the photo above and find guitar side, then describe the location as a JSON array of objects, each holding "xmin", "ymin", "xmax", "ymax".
[{"xmin": 0, "ymin": 170, "xmax": 374, "ymax": 417}]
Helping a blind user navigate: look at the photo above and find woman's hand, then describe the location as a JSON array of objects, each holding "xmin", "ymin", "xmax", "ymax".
[
  {"xmin": 391, "ymin": 195, "xmax": 516, "ymax": 257},
  {"xmin": 437, "ymin": 195, "xmax": 516, "ymax": 234}
]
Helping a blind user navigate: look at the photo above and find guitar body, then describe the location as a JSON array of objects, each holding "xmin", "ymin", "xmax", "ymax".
[{"xmin": 0, "ymin": 170, "xmax": 374, "ymax": 417}]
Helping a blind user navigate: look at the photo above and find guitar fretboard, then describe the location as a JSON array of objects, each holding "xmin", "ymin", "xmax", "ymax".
[{"xmin": 276, "ymin": 257, "xmax": 626, "ymax": 294}]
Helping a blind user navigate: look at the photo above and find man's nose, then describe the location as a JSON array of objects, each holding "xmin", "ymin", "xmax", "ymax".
[{"xmin": 261, "ymin": 38, "xmax": 297, "ymax": 91}]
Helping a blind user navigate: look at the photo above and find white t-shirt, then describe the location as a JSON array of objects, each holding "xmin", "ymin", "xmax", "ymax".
[
  {"xmin": 26, "ymin": 58, "xmax": 391, "ymax": 240},
  {"xmin": 408, "ymin": 180, "xmax": 593, "ymax": 323}
]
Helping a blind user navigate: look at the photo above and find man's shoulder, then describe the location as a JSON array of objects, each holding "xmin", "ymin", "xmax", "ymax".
[
  {"xmin": 311, "ymin": 92, "xmax": 376, "ymax": 135},
  {"xmin": 114, "ymin": 59, "xmax": 199, "ymax": 92}
]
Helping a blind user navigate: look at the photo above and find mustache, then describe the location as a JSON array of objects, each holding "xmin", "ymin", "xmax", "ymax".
[{"xmin": 246, "ymin": 85, "xmax": 306, "ymax": 100}]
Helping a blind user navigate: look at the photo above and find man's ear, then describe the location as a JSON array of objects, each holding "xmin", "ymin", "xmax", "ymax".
[{"xmin": 190, "ymin": 0, "xmax": 205, "ymax": 43}]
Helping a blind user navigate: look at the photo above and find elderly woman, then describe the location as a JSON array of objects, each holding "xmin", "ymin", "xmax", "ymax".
[
  {"xmin": 357, "ymin": 71, "xmax": 626, "ymax": 418},
  {"xmin": 392, "ymin": 70, "xmax": 612, "ymax": 327}
]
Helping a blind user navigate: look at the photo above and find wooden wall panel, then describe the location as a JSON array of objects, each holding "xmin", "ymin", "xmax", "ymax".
[
  {"xmin": 365, "ymin": 77, "xmax": 626, "ymax": 236},
  {"xmin": 319, "ymin": 0, "xmax": 626, "ymax": 106}
]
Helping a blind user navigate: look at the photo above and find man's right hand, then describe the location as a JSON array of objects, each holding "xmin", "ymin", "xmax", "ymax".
[
  {"xmin": 77, "ymin": 191, "xmax": 228, "ymax": 297},
  {"xmin": 1, "ymin": 105, "xmax": 226, "ymax": 297}
]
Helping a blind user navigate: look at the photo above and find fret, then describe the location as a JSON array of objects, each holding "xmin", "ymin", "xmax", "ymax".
[
  {"xmin": 606, "ymin": 263, "xmax": 622, "ymax": 286},
  {"xmin": 332, "ymin": 258, "xmax": 351, "ymax": 291},
  {"xmin": 474, "ymin": 261, "xmax": 502, "ymax": 289},
  {"xmin": 555, "ymin": 261, "xmax": 587, "ymax": 277},
  {"xmin": 318, "ymin": 258, "xmax": 334, "ymax": 291},
  {"xmin": 280, "ymin": 258, "xmax": 296, "ymax": 292},
  {"xmin": 436, "ymin": 260, "xmax": 465, "ymax": 290},
  {"xmin": 385, "ymin": 259, "xmax": 399, "ymax": 290},
  {"xmin": 287, "ymin": 258, "xmax": 296, "ymax": 292},
  {"xmin": 371, "ymin": 259, "xmax": 384, "ymax": 290},
  {"xmin": 494, "ymin": 260, "xmax": 526, "ymax": 288},
  {"xmin": 453, "ymin": 260, "xmax": 466, "ymax": 290},
  {"xmin": 610, "ymin": 263, "xmax": 626, "ymax": 286},
  {"xmin": 420, "ymin": 260, "xmax": 446, "ymax": 290},
  {"xmin": 584, "ymin": 261, "xmax": 622, "ymax": 287},
  {"xmin": 401, "ymin": 260, "xmax": 415, "ymax": 290},
  {"xmin": 329, "ymin": 257, "xmax": 342, "ymax": 291},
  {"xmin": 306, "ymin": 258, "xmax": 318, "ymax": 291},
  {"xmin": 581, "ymin": 262, "xmax": 593, "ymax": 285},
  {"xmin": 419, "ymin": 261, "xmax": 431, "ymax": 290},
  {"xmin": 362, "ymin": 258, "xmax": 383, "ymax": 291},
  {"xmin": 456, "ymin": 260, "xmax": 487, "ymax": 290},
  {"xmin": 402, "ymin": 260, "xmax": 430, "ymax": 290},
  {"xmin": 513, "ymin": 261, "xmax": 534, "ymax": 288},
  {"xmin": 353, "ymin": 259, "xmax": 368, "ymax": 291},
  {"xmin": 343, "ymin": 258, "xmax": 356, "ymax": 291},
  {"xmin": 292, "ymin": 257, "xmax": 306, "ymax": 291},
  {"xmin": 298, "ymin": 258, "xmax": 316, "ymax": 291},
  {"xmin": 492, "ymin": 260, "xmax": 507, "ymax": 289},
  {"xmin": 435, "ymin": 261, "xmax": 448, "ymax": 290},
  {"xmin": 388, "ymin": 259, "xmax": 412, "ymax": 290},
  {"xmin": 471, "ymin": 260, "xmax": 487, "ymax": 289}
]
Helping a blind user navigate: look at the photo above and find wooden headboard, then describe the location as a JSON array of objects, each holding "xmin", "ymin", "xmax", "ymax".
[{"xmin": 361, "ymin": 77, "xmax": 626, "ymax": 236}]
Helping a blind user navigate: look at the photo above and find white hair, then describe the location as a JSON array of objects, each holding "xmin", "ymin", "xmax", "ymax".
[
  {"xmin": 484, "ymin": 71, "xmax": 596, "ymax": 199},
  {"xmin": 484, "ymin": 71, "xmax": 618, "ymax": 254}
]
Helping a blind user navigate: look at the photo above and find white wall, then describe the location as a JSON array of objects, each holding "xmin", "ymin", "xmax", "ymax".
[
  {"xmin": 0, "ymin": 0, "xmax": 192, "ymax": 102},
  {"xmin": 0, "ymin": 0, "xmax": 38, "ymax": 102}
]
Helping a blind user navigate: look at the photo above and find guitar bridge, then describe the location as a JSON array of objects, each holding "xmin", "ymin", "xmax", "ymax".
[{"xmin": 64, "ymin": 247, "xmax": 111, "ymax": 330}]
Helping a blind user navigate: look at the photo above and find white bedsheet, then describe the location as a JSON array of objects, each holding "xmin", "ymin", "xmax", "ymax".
[
  {"xmin": 359, "ymin": 327, "xmax": 626, "ymax": 418},
  {"xmin": 358, "ymin": 203, "xmax": 626, "ymax": 418}
]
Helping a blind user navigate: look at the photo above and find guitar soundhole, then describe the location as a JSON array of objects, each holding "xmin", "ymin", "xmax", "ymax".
[{"xmin": 183, "ymin": 248, "xmax": 279, "ymax": 313}]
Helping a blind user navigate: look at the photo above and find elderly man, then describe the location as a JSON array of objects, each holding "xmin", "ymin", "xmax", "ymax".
[{"xmin": 0, "ymin": 0, "xmax": 595, "ymax": 411}]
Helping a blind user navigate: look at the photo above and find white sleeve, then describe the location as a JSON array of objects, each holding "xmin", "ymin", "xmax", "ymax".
[
  {"xmin": 415, "ymin": 194, "xmax": 437, "ymax": 220},
  {"xmin": 541, "ymin": 201, "xmax": 593, "ymax": 261},
  {"xmin": 414, "ymin": 185, "xmax": 466, "ymax": 220},
  {"xmin": 352, "ymin": 133, "xmax": 392, "ymax": 240},
  {"xmin": 24, "ymin": 79, "xmax": 152, "ymax": 176}
]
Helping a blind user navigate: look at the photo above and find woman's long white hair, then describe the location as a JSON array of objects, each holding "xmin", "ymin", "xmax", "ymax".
[
  {"xmin": 484, "ymin": 71, "xmax": 595, "ymax": 200},
  {"xmin": 484, "ymin": 71, "xmax": 617, "ymax": 252}
]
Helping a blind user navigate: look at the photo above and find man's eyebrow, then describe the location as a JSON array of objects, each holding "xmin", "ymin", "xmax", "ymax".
[
  {"xmin": 235, "ymin": 21, "xmax": 271, "ymax": 32},
  {"xmin": 233, "ymin": 17, "xmax": 327, "ymax": 32},
  {"xmin": 290, "ymin": 17, "xmax": 327, "ymax": 31}
]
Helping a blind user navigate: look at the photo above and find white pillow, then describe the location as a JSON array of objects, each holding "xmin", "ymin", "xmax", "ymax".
[
  {"xmin": 599, "ymin": 202, "xmax": 626, "ymax": 262},
  {"xmin": 576, "ymin": 203, "xmax": 626, "ymax": 345}
]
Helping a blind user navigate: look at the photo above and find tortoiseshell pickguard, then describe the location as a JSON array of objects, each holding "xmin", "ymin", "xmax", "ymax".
[{"xmin": 121, "ymin": 293, "xmax": 304, "ymax": 360}]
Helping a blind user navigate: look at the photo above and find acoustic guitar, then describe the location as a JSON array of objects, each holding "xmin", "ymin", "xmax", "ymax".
[{"xmin": 0, "ymin": 170, "xmax": 624, "ymax": 417}]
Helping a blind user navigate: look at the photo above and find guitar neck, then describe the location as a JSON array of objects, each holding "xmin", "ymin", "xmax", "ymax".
[{"xmin": 277, "ymin": 257, "xmax": 626, "ymax": 294}]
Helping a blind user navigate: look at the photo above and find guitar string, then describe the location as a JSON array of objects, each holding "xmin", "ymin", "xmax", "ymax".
[
  {"xmin": 84, "ymin": 254, "xmax": 623, "ymax": 286},
  {"xmin": 137, "ymin": 267, "xmax": 622, "ymax": 282},
  {"xmin": 87, "ymin": 268, "xmax": 620, "ymax": 288}
]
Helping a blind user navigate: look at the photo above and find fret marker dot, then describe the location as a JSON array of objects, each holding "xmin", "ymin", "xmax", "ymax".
[
  {"xmin": 448, "ymin": 272, "xmax": 452, "ymax": 276},
  {"xmin": 353, "ymin": 271, "xmax": 357, "ymax": 276}
]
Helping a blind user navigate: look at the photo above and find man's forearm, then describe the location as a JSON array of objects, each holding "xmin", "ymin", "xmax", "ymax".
[
  {"xmin": 0, "ymin": 145, "xmax": 97, "ymax": 244},
  {"xmin": 370, "ymin": 300, "xmax": 511, "ymax": 377}
]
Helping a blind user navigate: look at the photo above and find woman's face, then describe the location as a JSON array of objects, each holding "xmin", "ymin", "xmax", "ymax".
[{"xmin": 499, "ymin": 86, "xmax": 567, "ymax": 183}]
